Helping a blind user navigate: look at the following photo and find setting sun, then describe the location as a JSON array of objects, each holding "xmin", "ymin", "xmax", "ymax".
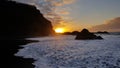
[{"xmin": 55, "ymin": 28, "xmax": 65, "ymax": 33}]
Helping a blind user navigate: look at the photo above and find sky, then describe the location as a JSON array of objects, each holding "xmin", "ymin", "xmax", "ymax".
[{"xmin": 13, "ymin": 0, "xmax": 120, "ymax": 32}]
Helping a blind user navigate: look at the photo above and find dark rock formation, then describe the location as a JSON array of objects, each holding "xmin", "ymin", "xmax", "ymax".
[
  {"xmin": 75, "ymin": 29, "xmax": 103, "ymax": 40},
  {"xmin": 63, "ymin": 32, "xmax": 72, "ymax": 35},
  {"xmin": 0, "ymin": 0, "xmax": 54, "ymax": 68},
  {"xmin": 96, "ymin": 31, "xmax": 109, "ymax": 34},
  {"xmin": 0, "ymin": 0, "xmax": 54, "ymax": 38},
  {"xmin": 62, "ymin": 31, "xmax": 79, "ymax": 35},
  {"xmin": 71, "ymin": 31, "xmax": 79, "ymax": 35}
]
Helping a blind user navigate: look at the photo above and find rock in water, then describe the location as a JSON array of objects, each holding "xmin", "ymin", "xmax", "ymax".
[
  {"xmin": 75, "ymin": 29, "xmax": 103, "ymax": 40},
  {"xmin": 96, "ymin": 31, "xmax": 110, "ymax": 34}
]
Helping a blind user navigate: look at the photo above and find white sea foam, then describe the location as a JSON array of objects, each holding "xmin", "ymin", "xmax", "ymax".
[{"xmin": 15, "ymin": 35, "xmax": 120, "ymax": 68}]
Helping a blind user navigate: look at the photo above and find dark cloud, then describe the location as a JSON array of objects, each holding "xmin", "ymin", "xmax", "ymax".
[{"xmin": 89, "ymin": 17, "xmax": 120, "ymax": 32}]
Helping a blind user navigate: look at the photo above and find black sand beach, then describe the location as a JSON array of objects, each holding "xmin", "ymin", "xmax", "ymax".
[{"xmin": 0, "ymin": 38, "xmax": 38, "ymax": 68}]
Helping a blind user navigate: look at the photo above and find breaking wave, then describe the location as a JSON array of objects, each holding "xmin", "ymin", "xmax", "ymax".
[{"xmin": 15, "ymin": 35, "xmax": 120, "ymax": 68}]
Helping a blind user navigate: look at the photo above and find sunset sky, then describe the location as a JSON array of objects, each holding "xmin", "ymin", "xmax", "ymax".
[{"xmin": 13, "ymin": 0, "xmax": 120, "ymax": 32}]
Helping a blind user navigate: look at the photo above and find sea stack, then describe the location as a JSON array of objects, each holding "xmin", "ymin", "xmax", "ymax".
[{"xmin": 75, "ymin": 29, "xmax": 103, "ymax": 40}]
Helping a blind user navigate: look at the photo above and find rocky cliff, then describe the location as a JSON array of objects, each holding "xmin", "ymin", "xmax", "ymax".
[{"xmin": 0, "ymin": 0, "xmax": 54, "ymax": 38}]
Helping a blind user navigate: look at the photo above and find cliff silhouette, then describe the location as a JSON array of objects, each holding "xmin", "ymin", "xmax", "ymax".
[
  {"xmin": 0, "ymin": 0, "xmax": 54, "ymax": 68},
  {"xmin": 0, "ymin": 0, "xmax": 54, "ymax": 39}
]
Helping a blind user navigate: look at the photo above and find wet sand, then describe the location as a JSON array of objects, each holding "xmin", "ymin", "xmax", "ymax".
[{"xmin": 0, "ymin": 38, "xmax": 38, "ymax": 68}]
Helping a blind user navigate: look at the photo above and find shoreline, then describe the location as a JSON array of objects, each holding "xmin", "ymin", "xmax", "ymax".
[{"xmin": 0, "ymin": 38, "xmax": 38, "ymax": 68}]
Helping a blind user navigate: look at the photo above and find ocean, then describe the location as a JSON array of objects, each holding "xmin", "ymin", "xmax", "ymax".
[{"xmin": 15, "ymin": 33, "xmax": 120, "ymax": 68}]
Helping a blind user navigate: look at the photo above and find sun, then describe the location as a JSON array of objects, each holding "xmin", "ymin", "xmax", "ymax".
[{"xmin": 55, "ymin": 28, "xmax": 65, "ymax": 33}]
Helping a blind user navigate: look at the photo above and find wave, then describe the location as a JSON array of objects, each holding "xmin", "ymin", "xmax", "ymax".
[{"xmin": 15, "ymin": 35, "xmax": 120, "ymax": 68}]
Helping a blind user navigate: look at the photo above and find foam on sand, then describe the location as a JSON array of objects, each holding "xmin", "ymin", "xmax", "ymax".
[{"xmin": 15, "ymin": 35, "xmax": 120, "ymax": 68}]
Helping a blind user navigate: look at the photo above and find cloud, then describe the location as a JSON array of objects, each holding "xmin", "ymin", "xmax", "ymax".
[
  {"xmin": 89, "ymin": 17, "xmax": 120, "ymax": 32},
  {"xmin": 55, "ymin": 9, "xmax": 70, "ymax": 15},
  {"xmin": 13, "ymin": 0, "xmax": 76, "ymax": 28},
  {"xmin": 45, "ymin": 0, "xmax": 76, "ymax": 6},
  {"xmin": 63, "ymin": 0, "xmax": 76, "ymax": 4},
  {"xmin": 12, "ymin": 0, "xmax": 75, "ymax": 16},
  {"xmin": 59, "ymin": 11, "xmax": 69, "ymax": 15}
]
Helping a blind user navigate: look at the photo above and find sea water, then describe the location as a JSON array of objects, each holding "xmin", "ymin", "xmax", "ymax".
[{"xmin": 15, "ymin": 34, "xmax": 120, "ymax": 68}]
